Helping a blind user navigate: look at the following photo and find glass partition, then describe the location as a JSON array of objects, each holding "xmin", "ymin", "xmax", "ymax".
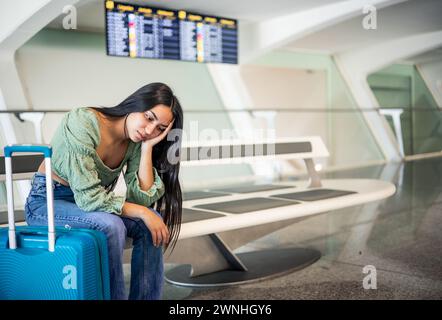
[{"xmin": 368, "ymin": 65, "xmax": 442, "ymax": 157}]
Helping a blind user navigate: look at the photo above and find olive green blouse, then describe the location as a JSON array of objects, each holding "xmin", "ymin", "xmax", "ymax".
[{"xmin": 50, "ymin": 107, "xmax": 165, "ymax": 215}]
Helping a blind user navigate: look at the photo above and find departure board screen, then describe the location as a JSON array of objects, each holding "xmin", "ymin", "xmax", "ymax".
[{"xmin": 105, "ymin": 1, "xmax": 238, "ymax": 64}]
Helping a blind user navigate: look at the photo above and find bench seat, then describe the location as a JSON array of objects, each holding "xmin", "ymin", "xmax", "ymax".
[{"xmin": 177, "ymin": 179, "xmax": 395, "ymax": 240}]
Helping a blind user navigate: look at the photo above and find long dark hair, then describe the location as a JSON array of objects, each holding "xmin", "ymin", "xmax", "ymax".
[{"xmin": 92, "ymin": 83, "xmax": 183, "ymax": 252}]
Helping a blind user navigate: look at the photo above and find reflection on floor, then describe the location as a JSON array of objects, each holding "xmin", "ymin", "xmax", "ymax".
[{"xmin": 125, "ymin": 158, "xmax": 442, "ymax": 299}]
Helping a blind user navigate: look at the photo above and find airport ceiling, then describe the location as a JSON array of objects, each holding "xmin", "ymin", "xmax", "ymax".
[
  {"xmin": 47, "ymin": 0, "xmax": 339, "ymax": 29},
  {"xmin": 46, "ymin": 0, "xmax": 442, "ymax": 63},
  {"xmin": 284, "ymin": 0, "xmax": 442, "ymax": 53}
]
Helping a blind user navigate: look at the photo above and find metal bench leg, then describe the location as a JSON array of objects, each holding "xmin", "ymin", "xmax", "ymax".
[
  {"xmin": 164, "ymin": 219, "xmax": 321, "ymax": 287},
  {"xmin": 304, "ymin": 158, "xmax": 322, "ymax": 188}
]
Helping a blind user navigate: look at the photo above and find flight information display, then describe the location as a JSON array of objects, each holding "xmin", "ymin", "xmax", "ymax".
[{"xmin": 105, "ymin": 1, "xmax": 238, "ymax": 64}]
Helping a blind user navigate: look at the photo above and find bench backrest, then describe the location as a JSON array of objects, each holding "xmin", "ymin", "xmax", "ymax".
[
  {"xmin": 0, "ymin": 153, "xmax": 43, "ymax": 181},
  {"xmin": 1, "ymin": 136, "xmax": 328, "ymax": 186},
  {"xmin": 180, "ymin": 136, "xmax": 328, "ymax": 166}
]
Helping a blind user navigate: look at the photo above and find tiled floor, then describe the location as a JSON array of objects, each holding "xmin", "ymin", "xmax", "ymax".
[{"xmin": 124, "ymin": 158, "xmax": 442, "ymax": 299}]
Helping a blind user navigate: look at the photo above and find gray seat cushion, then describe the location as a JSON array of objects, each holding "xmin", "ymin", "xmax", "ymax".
[{"xmin": 194, "ymin": 197, "xmax": 299, "ymax": 214}]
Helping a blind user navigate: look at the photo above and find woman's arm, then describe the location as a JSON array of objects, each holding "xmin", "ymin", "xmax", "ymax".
[
  {"xmin": 121, "ymin": 201, "xmax": 169, "ymax": 247},
  {"xmin": 137, "ymin": 144, "xmax": 154, "ymax": 191},
  {"xmin": 136, "ymin": 120, "xmax": 173, "ymax": 191},
  {"xmin": 129, "ymin": 120, "xmax": 174, "ymax": 245}
]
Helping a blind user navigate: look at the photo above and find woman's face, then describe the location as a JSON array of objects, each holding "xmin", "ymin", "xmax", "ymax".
[{"xmin": 127, "ymin": 104, "xmax": 174, "ymax": 143}]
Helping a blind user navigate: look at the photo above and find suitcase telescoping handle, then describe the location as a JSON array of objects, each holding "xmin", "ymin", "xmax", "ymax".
[{"xmin": 4, "ymin": 144, "xmax": 56, "ymax": 252}]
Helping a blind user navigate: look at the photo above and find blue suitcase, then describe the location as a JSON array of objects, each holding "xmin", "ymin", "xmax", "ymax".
[{"xmin": 0, "ymin": 145, "xmax": 111, "ymax": 300}]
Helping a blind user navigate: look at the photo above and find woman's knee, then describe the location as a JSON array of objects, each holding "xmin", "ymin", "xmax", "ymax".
[
  {"xmin": 126, "ymin": 217, "xmax": 157, "ymax": 246},
  {"xmin": 92, "ymin": 213, "xmax": 127, "ymax": 244}
]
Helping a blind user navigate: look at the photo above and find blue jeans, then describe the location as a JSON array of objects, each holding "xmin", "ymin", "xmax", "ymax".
[{"xmin": 24, "ymin": 173, "xmax": 164, "ymax": 300}]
